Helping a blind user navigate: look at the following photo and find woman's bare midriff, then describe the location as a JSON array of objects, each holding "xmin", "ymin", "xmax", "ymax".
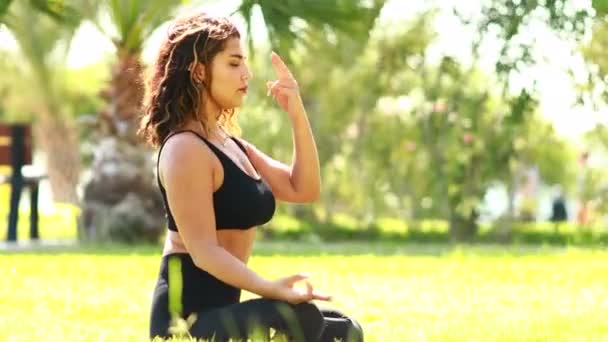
[
  {"xmin": 162, "ymin": 228, "xmax": 257, "ymax": 263},
  {"xmin": 159, "ymin": 133, "xmax": 260, "ymax": 264}
]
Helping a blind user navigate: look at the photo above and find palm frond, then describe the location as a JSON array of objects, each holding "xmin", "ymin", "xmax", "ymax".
[
  {"xmin": 103, "ymin": 0, "xmax": 184, "ymax": 53},
  {"xmin": 1, "ymin": 0, "xmax": 83, "ymax": 122},
  {"xmin": 593, "ymin": 0, "xmax": 608, "ymax": 17},
  {"xmin": 30, "ymin": 0, "xmax": 81, "ymax": 26},
  {"xmin": 1, "ymin": 0, "xmax": 81, "ymax": 26},
  {"xmin": 0, "ymin": 0, "xmax": 12, "ymax": 19},
  {"xmin": 236, "ymin": 0, "xmax": 385, "ymax": 55}
]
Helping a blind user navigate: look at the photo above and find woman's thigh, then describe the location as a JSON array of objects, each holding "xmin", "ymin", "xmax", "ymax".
[{"xmin": 189, "ymin": 298, "xmax": 325, "ymax": 341}]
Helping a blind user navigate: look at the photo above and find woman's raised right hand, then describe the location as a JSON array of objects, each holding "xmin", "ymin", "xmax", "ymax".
[{"xmin": 265, "ymin": 273, "xmax": 332, "ymax": 305}]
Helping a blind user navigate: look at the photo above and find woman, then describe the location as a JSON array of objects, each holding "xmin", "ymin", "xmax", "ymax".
[{"xmin": 140, "ymin": 12, "xmax": 363, "ymax": 341}]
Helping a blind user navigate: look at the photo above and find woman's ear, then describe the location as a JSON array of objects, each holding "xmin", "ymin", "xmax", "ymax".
[{"xmin": 194, "ymin": 63, "xmax": 206, "ymax": 84}]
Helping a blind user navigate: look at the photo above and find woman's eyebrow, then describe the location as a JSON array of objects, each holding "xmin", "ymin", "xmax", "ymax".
[{"xmin": 229, "ymin": 54, "xmax": 247, "ymax": 60}]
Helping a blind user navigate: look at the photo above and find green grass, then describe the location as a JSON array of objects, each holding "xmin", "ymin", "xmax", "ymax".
[
  {"xmin": 2, "ymin": 242, "xmax": 608, "ymax": 341},
  {"xmin": 0, "ymin": 202, "xmax": 79, "ymax": 241}
]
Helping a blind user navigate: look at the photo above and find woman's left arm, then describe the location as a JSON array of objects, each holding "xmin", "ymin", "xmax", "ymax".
[{"xmin": 240, "ymin": 52, "xmax": 320, "ymax": 203}]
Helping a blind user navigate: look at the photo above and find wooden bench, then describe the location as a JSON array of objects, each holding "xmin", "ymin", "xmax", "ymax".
[{"xmin": 0, "ymin": 123, "xmax": 47, "ymax": 242}]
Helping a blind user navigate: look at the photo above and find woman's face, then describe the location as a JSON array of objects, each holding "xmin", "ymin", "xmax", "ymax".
[{"xmin": 206, "ymin": 37, "xmax": 251, "ymax": 110}]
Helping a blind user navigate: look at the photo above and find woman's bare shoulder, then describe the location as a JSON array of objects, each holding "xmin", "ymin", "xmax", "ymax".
[{"xmin": 159, "ymin": 132, "xmax": 214, "ymax": 181}]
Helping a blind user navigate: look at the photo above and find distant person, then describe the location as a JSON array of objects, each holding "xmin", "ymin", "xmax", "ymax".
[
  {"xmin": 577, "ymin": 201, "xmax": 593, "ymax": 228},
  {"xmin": 550, "ymin": 188, "xmax": 568, "ymax": 232},
  {"xmin": 550, "ymin": 196, "xmax": 567, "ymax": 222},
  {"xmin": 576, "ymin": 152, "xmax": 593, "ymax": 228},
  {"xmin": 139, "ymin": 12, "xmax": 362, "ymax": 341}
]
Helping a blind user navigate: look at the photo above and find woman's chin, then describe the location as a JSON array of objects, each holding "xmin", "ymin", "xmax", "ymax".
[
  {"xmin": 221, "ymin": 103, "xmax": 241, "ymax": 111},
  {"xmin": 231, "ymin": 98, "xmax": 245, "ymax": 107},
  {"xmin": 217, "ymin": 100, "xmax": 241, "ymax": 110}
]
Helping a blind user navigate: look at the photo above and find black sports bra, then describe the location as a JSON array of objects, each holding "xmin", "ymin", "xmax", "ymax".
[{"xmin": 157, "ymin": 130, "xmax": 276, "ymax": 231}]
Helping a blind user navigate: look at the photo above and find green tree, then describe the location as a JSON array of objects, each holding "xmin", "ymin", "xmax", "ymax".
[
  {"xmin": 1, "ymin": 0, "xmax": 84, "ymax": 203},
  {"xmin": 77, "ymin": 0, "xmax": 185, "ymax": 241},
  {"xmin": 242, "ymin": 8, "xmax": 431, "ymax": 226},
  {"xmin": 581, "ymin": 1, "xmax": 608, "ymax": 149},
  {"xmin": 238, "ymin": 4, "xmax": 581, "ymax": 241},
  {"xmin": 429, "ymin": 0, "xmax": 592, "ymax": 240}
]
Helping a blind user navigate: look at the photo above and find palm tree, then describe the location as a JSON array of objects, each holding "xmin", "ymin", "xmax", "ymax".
[
  {"xmin": 1, "ymin": 1, "xmax": 83, "ymax": 204},
  {"xmin": 78, "ymin": 0, "xmax": 181, "ymax": 242},
  {"xmin": 88, "ymin": 0, "xmax": 385, "ymax": 140},
  {"xmin": 80, "ymin": 0, "xmax": 385, "ymax": 242}
]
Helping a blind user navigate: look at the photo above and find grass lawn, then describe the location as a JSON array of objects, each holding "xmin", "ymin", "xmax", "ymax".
[{"xmin": 2, "ymin": 242, "xmax": 608, "ymax": 341}]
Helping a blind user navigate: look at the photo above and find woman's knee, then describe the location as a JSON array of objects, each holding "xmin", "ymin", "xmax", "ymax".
[
  {"xmin": 346, "ymin": 317, "xmax": 364, "ymax": 342},
  {"xmin": 288, "ymin": 302, "xmax": 325, "ymax": 341},
  {"xmin": 293, "ymin": 302, "xmax": 324, "ymax": 324},
  {"xmin": 320, "ymin": 315, "xmax": 364, "ymax": 342}
]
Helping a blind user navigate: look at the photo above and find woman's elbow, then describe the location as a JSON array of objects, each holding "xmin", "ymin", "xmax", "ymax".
[
  {"xmin": 189, "ymin": 242, "xmax": 218, "ymax": 270},
  {"xmin": 285, "ymin": 182, "xmax": 321, "ymax": 202},
  {"xmin": 299, "ymin": 187, "xmax": 321, "ymax": 202}
]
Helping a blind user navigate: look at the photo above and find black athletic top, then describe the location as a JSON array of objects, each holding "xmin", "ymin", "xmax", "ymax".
[{"xmin": 157, "ymin": 130, "xmax": 276, "ymax": 231}]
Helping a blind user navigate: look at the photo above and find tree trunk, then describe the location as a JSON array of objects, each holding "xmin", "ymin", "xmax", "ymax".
[
  {"xmin": 79, "ymin": 138, "xmax": 164, "ymax": 243},
  {"xmin": 448, "ymin": 210, "xmax": 478, "ymax": 242},
  {"xmin": 80, "ymin": 49, "xmax": 165, "ymax": 243},
  {"xmin": 496, "ymin": 176, "xmax": 517, "ymax": 242},
  {"xmin": 35, "ymin": 111, "xmax": 80, "ymax": 204},
  {"xmin": 98, "ymin": 51, "xmax": 144, "ymax": 141}
]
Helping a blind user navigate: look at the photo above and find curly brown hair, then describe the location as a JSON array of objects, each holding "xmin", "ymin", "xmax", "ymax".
[{"xmin": 139, "ymin": 13, "xmax": 241, "ymax": 147}]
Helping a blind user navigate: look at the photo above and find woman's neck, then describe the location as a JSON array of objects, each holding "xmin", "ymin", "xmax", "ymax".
[
  {"xmin": 204, "ymin": 97, "xmax": 222, "ymax": 124},
  {"xmin": 181, "ymin": 120, "xmax": 219, "ymax": 136},
  {"xmin": 182, "ymin": 99, "xmax": 223, "ymax": 137}
]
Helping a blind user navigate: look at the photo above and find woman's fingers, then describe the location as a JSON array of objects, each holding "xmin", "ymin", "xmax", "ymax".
[
  {"xmin": 291, "ymin": 282, "xmax": 314, "ymax": 303},
  {"xmin": 267, "ymin": 80, "xmax": 297, "ymax": 95},
  {"xmin": 312, "ymin": 290, "xmax": 332, "ymax": 301},
  {"xmin": 269, "ymin": 85, "xmax": 297, "ymax": 100},
  {"xmin": 266, "ymin": 80, "xmax": 278, "ymax": 96},
  {"xmin": 271, "ymin": 51, "xmax": 293, "ymax": 78},
  {"xmin": 282, "ymin": 273, "xmax": 310, "ymax": 287},
  {"xmin": 276, "ymin": 273, "xmax": 331, "ymax": 303},
  {"xmin": 267, "ymin": 52, "xmax": 298, "ymax": 97}
]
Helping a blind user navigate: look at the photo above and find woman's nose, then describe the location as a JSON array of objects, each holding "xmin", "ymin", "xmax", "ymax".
[{"xmin": 242, "ymin": 66, "xmax": 252, "ymax": 80}]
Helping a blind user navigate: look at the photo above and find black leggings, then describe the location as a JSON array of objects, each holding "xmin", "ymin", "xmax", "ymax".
[
  {"xmin": 150, "ymin": 293, "xmax": 363, "ymax": 341},
  {"xmin": 150, "ymin": 253, "xmax": 363, "ymax": 341}
]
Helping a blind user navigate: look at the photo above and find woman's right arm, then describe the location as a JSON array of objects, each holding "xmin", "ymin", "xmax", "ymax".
[{"xmin": 160, "ymin": 134, "xmax": 273, "ymax": 296}]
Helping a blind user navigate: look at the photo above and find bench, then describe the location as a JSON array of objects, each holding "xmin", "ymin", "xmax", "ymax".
[{"xmin": 0, "ymin": 123, "xmax": 47, "ymax": 242}]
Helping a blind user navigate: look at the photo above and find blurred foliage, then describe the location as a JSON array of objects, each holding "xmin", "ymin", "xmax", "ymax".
[
  {"xmin": 582, "ymin": 1, "xmax": 608, "ymax": 108},
  {"xmin": 2, "ymin": 1, "xmax": 79, "ymax": 115},
  {"xmin": 236, "ymin": 0, "xmax": 385, "ymax": 58},
  {"xmin": 0, "ymin": 0, "xmax": 88, "ymax": 203},
  {"xmin": 0, "ymin": 0, "xmax": 81, "ymax": 25},
  {"xmin": 1, "ymin": 0, "xmax": 606, "ymax": 242},
  {"xmin": 593, "ymin": 0, "xmax": 608, "ymax": 16},
  {"xmin": 87, "ymin": 0, "xmax": 179, "ymax": 54},
  {"xmin": 476, "ymin": 0, "xmax": 590, "ymax": 78},
  {"xmin": 241, "ymin": 5, "xmax": 581, "ymax": 242},
  {"xmin": 579, "ymin": 1, "xmax": 608, "ymax": 222},
  {"xmin": 424, "ymin": 0, "xmax": 594, "ymax": 239},
  {"xmin": 581, "ymin": 126, "xmax": 608, "ymax": 220}
]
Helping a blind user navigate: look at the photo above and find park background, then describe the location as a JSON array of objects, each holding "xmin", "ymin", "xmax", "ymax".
[{"xmin": 1, "ymin": 0, "xmax": 608, "ymax": 340}]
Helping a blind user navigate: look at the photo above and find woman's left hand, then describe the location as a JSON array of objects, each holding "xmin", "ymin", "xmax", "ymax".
[{"xmin": 267, "ymin": 52, "xmax": 304, "ymax": 116}]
